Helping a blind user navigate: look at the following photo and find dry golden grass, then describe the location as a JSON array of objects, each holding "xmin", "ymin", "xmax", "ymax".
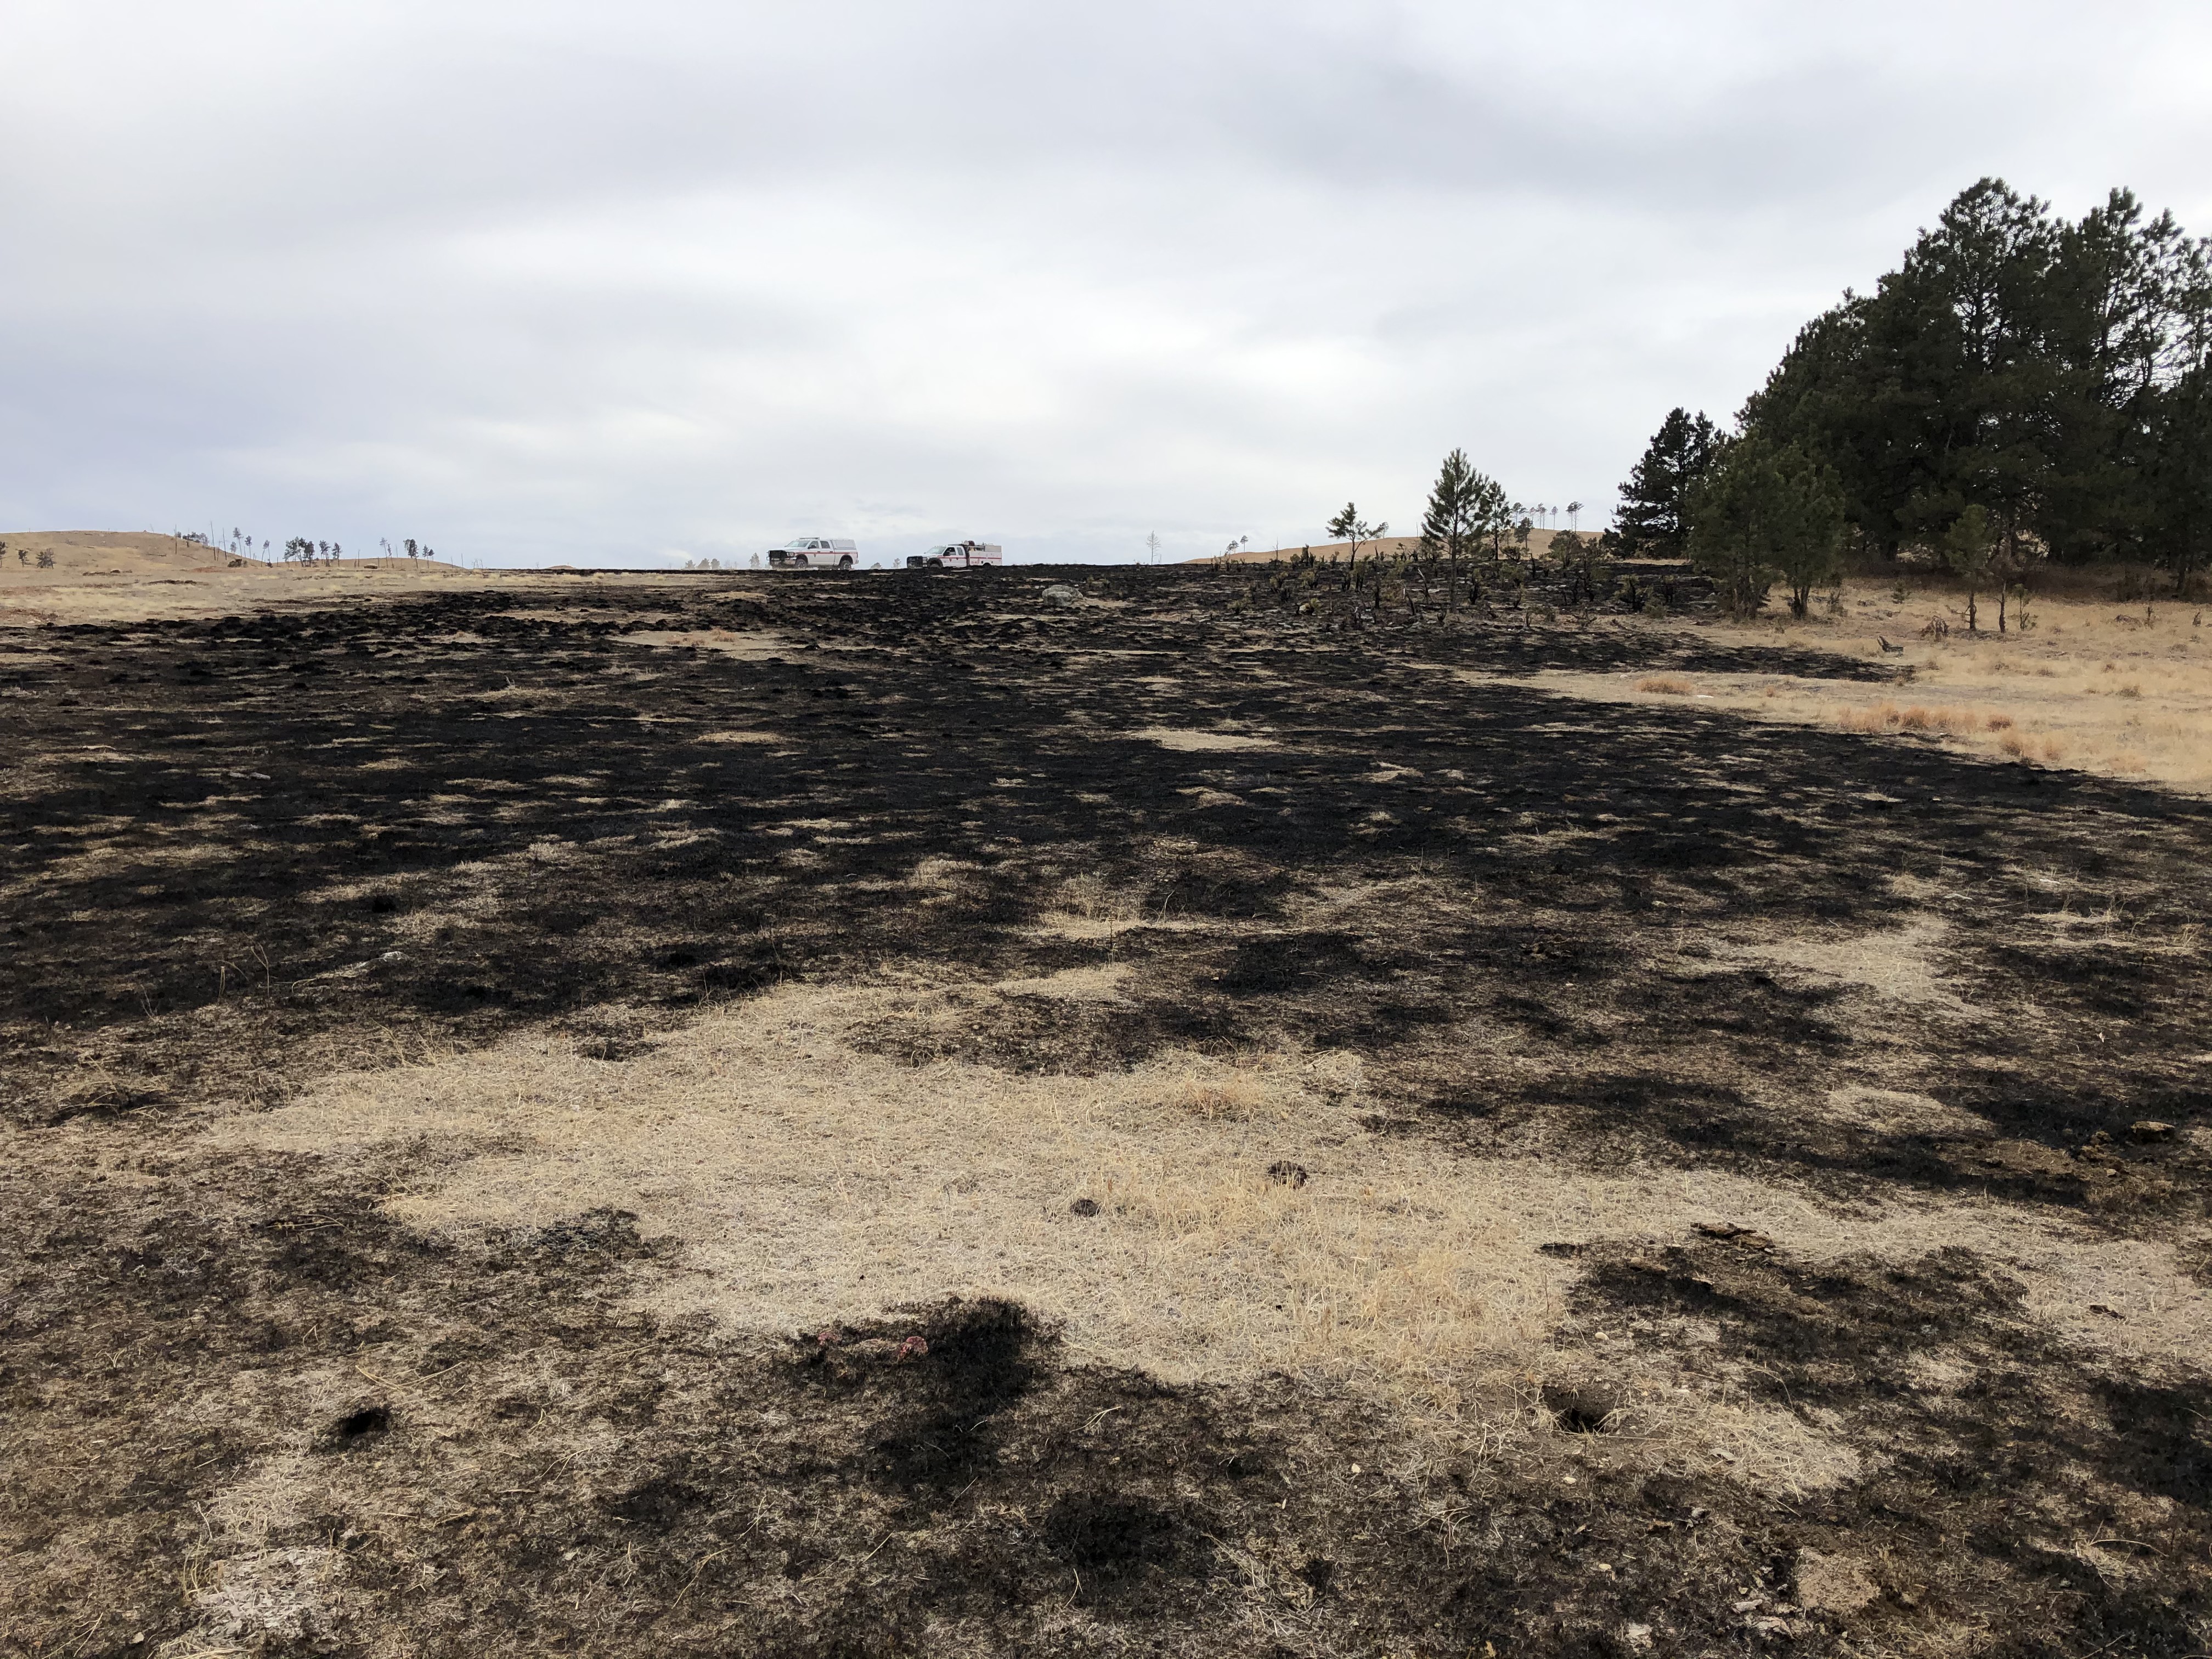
[
  {"xmin": 202, "ymin": 961, "xmax": 2207, "ymax": 1475},
  {"xmin": 1133, "ymin": 726, "xmax": 1279, "ymax": 752},
  {"xmin": 1481, "ymin": 579, "xmax": 2212, "ymax": 792},
  {"xmin": 0, "ymin": 534, "xmax": 667, "ymax": 629},
  {"xmin": 618, "ymin": 628, "xmax": 791, "ymax": 659},
  {"xmin": 1731, "ymin": 579, "xmax": 2212, "ymax": 789},
  {"xmin": 1833, "ymin": 701, "xmax": 2000, "ymax": 738},
  {"xmin": 1718, "ymin": 915, "xmax": 1973, "ymax": 1015},
  {"xmin": 1169, "ymin": 1065, "xmax": 1275, "ymax": 1120}
]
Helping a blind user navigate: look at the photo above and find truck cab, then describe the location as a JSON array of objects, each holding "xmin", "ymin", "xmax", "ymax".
[{"xmin": 767, "ymin": 537, "xmax": 857, "ymax": 569}]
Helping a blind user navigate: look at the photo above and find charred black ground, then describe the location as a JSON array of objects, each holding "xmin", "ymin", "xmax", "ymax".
[{"xmin": 3, "ymin": 565, "xmax": 2208, "ymax": 1656}]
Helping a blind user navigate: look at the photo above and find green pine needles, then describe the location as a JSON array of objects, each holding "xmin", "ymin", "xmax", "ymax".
[{"xmin": 1687, "ymin": 437, "xmax": 1846, "ymax": 619}]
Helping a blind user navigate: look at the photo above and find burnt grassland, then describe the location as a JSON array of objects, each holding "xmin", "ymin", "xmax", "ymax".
[{"xmin": 2, "ymin": 566, "xmax": 2209, "ymax": 1657}]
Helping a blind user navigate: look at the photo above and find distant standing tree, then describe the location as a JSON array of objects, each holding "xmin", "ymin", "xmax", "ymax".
[
  {"xmin": 1146, "ymin": 531, "xmax": 1162, "ymax": 565},
  {"xmin": 1326, "ymin": 503, "xmax": 1386, "ymax": 564},
  {"xmin": 404, "ymin": 539, "xmax": 419, "ymax": 559},
  {"xmin": 1418, "ymin": 449, "xmax": 1510, "ymax": 611},
  {"xmin": 1689, "ymin": 435, "xmax": 1845, "ymax": 618},
  {"xmin": 36, "ymin": 548, "xmax": 54, "ymax": 568},
  {"xmin": 1618, "ymin": 408, "xmax": 1721, "ymax": 557},
  {"xmin": 1550, "ymin": 528, "xmax": 1605, "ymax": 605},
  {"xmin": 1326, "ymin": 504, "xmax": 1387, "ymax": 623},
  {"xmin": 1567, "ymin": 500, "xmax": 1584, "ymax": 531},
  {"xmin": 1941, "ymin": 504, "xmax": 1999, "ymax": 632}
]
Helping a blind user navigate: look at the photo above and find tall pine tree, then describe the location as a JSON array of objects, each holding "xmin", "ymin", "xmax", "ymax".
[
  {"xmin": 1616, "ymin": 408, "xmax": 1719, "ymax": 557},
  {"xmin": 1418, "ymin": 448, "xmax": 1510, "ymax": 608}
]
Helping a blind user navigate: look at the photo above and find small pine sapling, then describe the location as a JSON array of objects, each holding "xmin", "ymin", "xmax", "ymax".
[{"xmin": 1942, "ymin": 505, "xmax": 1997, "ymax": 633}]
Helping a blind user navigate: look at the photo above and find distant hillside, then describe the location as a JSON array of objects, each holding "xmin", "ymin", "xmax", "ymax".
[
  {"xmin": 0, "ymin": 531, "xmax": 266, "ymax": 579},
  {"xmin": 0, "ymin": 531, "xmax": 464, "ymax": 583}
]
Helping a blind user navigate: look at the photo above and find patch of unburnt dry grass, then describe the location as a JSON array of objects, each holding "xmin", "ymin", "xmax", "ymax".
[{"xmin": 1601, "ymin": 578, "xmax": 2212, "ymax": 791}]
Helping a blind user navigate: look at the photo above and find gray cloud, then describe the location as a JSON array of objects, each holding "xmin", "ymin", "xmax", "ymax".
[{"xmin": 3, "ymin": 0, "xmax": 2207, "ymax": 564}]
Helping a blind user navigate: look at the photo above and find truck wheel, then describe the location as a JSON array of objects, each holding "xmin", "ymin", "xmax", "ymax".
[
  {"xmin": 793, "ymin": 554, "xmax": 809, "ymax": 566},
  {"xmin": 838, "ymin": 554, "xmax": 853, "ymax": 568}
]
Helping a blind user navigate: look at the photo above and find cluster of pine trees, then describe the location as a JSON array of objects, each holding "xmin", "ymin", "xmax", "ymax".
[
  {"xmin": 1618, "ymin": 180, "xmax": 2212, "ymax": 615},
  {"xmin": 274, "ymin": 536, "xmax": 438, "ymax": 563}
]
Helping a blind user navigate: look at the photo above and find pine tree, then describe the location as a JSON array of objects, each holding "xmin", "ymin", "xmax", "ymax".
[
  {"xmin": 1417, "ymin": 449, "xmax": 1508, "ymax": 611},
  {"xmin": 1617, "ymin": 409, "xmax": 1719, "ymax": 557},
  {"xmin": 1326, "ymin": 503, "xmax": 1386, "ymax": 563},
  {"xmin": 1736, "ymin": 178, "xmax": 2210, "ymax": 574},
  {"xmin": 2147, "ymin": 364, "xmax": 2212, "ymax": 594},
  {"xmin": 1688, "ymin": 436, "xmax": 1844, "ymax": 618},
  {"xmin": 1941, "ymin": 505, "xmax": 1999, "ymax": 631}
]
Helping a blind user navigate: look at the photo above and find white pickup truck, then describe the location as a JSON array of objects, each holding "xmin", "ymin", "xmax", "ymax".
[
  {"xmin": 766, "ymin": 537, "xmax": 857, "ymax": 569},
  {"xmin": 906, "ymin": 541, "xmax": 1002, "ymax": 569}
]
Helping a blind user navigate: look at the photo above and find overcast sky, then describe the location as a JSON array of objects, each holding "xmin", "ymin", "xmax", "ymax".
[{"xmin": 4, "ymin": 2, "xmax": 2208, "ymax": 567}]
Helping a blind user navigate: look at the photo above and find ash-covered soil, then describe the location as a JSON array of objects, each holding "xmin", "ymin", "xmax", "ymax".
[{"xmin": 3, "ymin": 565, "xmax": 2208, "ymax": 1657}]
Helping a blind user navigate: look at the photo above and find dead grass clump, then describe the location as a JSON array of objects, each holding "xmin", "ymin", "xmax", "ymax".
[
  {"xmin": 1836, "ymin": 701, "xmax": 1900, "ymax": 733},
  {"xmin": 1034, "ymin": 873, "xmax": 1164, "ymax": 941},
  {"xmin": 1635, "ymin": 675, "xmax": 1693, "ymax": 695},
  {"xmin": 1090, "ymin": 1159, "xmax": 1502, "ymax": 1402},
  {"xmin": 910, "ymin": 855, "xmax": 984, "ymax": 889},
  {"xmin": 1986, "ymin": 714, "xmax": 2015, "ymax": 731},
  {"xmin": 1171, "ymin": 1067, "xmax": 1272, "ymax": 1121},
  {"xmin": 1906, "ymin": 704, "xmax": 1980, "ymax": 732},
  {"xmin": 1837, "ymin": 702, "xmax": 1983, "ymax": 737},
  {"xmin": 1133, "ymin": 726, "xmax": 1277, "ymax": 752}
]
